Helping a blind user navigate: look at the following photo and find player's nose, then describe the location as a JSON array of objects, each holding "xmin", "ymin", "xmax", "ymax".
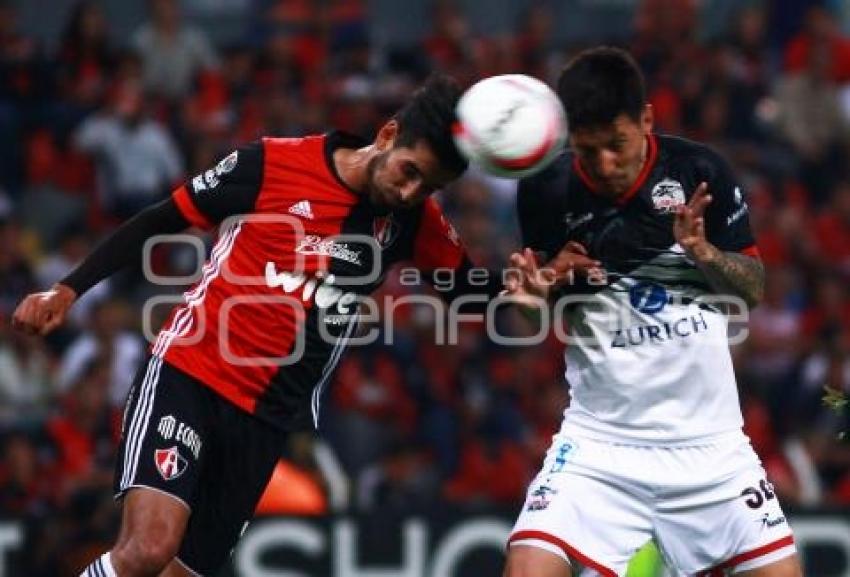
[
  {"xmin": 399, "ymin": 179, "xmax": 427, "ymax": 204},
  {"xmin": 595, "ymin": 150, "xmax": 619, "ymax": 179}
]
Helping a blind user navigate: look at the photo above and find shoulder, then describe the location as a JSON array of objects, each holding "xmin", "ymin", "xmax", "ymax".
[
  {"xmin": 191, "ymin": 140, "xmax": 264, "ymax": 192},
  {"xmin": 517, "ymin": 150, "xmax": 573, "ymax": 208},
  {"xmin": 262, "ymin": 134, "xmax": 323, "ymax": 157},
  {"xmin": 259, "ymin": 135, "xmax": 327, "ymax": 180},
  {"xmin": 657, "ymin": 134, "xmax": 730, "ymax": 174}
]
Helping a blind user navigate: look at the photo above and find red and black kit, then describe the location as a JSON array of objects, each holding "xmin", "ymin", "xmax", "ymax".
[
  {"xmin": 163, "ymin": 132, "xmax": 480, "ymax": 431},
  {"xmin": 62, "ymin": 131, "xmax": 498, "ymax": 574}
]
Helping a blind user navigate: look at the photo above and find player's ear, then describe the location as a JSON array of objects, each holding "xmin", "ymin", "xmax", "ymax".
[
  {"xmin": 375, "ymin": 120, "xmax": 399, "ymax": 151},
  {"xmin": 641, "ymin": 104, "xmax": 654, "ymax": 135}
]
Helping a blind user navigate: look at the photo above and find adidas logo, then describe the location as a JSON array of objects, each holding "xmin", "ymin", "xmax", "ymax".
[{"xmin": 288, "ymin": 200, "xmax": 314, "ymax": 220}]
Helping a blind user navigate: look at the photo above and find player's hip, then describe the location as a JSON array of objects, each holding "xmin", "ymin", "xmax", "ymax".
[{"xmin": 539, "ymin": 424, "xmax": 758, "ymax": 491}]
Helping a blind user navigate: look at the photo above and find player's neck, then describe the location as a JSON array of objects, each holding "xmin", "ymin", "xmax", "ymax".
[{"xmin": 333, "ymin": 145, "xmax": 373, "ymax": 194}]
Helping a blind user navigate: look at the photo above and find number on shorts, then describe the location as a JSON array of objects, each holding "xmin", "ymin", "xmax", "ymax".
[{"xmin": 740, "ymin": 478, "xmax": 776, "ymax": 509}]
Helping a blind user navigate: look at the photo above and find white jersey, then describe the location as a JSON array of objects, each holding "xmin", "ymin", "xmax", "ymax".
[
  {"xmin": 518, "ymin": 134, "xmax": 760, "ymax": 445},
  {"xmin": 562, "ymin": 249, "xmax": 744, "ymax": 443}
]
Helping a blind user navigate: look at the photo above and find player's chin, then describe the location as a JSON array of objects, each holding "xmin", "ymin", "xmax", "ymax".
[
  {"xmin": 395, "ymin": 197, "xmax": 423, "ymax": 210},
  {"xmin": 377, "ymin": 189, "xmax": 412, "ymax": 210},
  {"xmin": 599, "ymin": 183, "xmax": 628, "ymax": 197}
]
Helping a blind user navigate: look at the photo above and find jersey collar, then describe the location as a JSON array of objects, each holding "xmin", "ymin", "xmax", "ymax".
[
  {"xmin": 572, "ymin": 134, "xmax": 658, "ymax": 206},
  {"xmin": 323, "ymin": 130, "xmax": 371, "ymax": 196}
]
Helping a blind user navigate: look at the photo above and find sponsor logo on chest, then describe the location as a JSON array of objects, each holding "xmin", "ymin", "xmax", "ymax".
[
  {"xmin": 610, "ymin": 312, "xmax": 709, "ymax": 348},
  {"xmin": 295, "ymin": 235, "xmax": 362, "ymax": 266},
  {"xmin": 265, "ymin": 262, "xmax": 359, "ymax": 322}
]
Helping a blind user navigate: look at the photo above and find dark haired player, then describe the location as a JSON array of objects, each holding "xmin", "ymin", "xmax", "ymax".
[
  {"xmin": 14, "ymin": 74, "xmax": 501, "ymax": 577},
  {"xmin": 503, "ymin": 47, "xmax": 802, "ymax": 577}
]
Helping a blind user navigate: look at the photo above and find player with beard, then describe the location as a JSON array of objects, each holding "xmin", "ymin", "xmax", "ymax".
[
  {"xmin": 13, "ymin": 73, "xmax": 514, "ymax": 576},
  {"xmin": 503, "ymin": 47, "xmax": 803, "ymax": 577}
]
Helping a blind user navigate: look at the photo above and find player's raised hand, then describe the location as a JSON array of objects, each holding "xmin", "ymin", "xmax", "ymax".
[
  {"xmin": 674, "ymin": 182, "xmax": 714, "ymax": 262},
  {"xmin": 11, "ymin": 284, "xmax": 77, "ymax": 336},
  {"xmin": 503, "ymin": 243, "xmax": 601, "ymax": 307},
  {"xmin": 503, "ymin": 248, "xmax": 549, "ymax": 307},
  {"xmin": 545, "ymin": 241, "xmax": 602, "ymax": 287}
]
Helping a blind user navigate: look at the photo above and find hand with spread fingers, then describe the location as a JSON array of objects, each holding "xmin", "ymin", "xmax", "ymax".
[
  {"xmin": 673, "ymin": 182, "xmax": 715, "ymax": 263},
  {"xmin": 11, "ymin": 284, "xmax": 77, "ymax": 336},
  {"xmin": 547, "ymin": 241, "xmax": 605, "ymax": 287},
  {"xmin": 503, "ymin": 242, "xmax": 601, "ymax": 307}
]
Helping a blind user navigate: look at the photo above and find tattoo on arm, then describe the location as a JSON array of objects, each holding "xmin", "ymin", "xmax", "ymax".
[{"xmin": 698, "ymin": 249, "xmax": 765, "ymax": 308}]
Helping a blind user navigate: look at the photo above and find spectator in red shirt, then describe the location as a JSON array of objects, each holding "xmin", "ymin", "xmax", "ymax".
[
  {"xmin": 813, "ymin": 182, "xmax": 850, "ymax": 272},
  {"xmin": 784, "ymin": 5, "xmax": 850, "ymax": 83},
  {"xmin": 46, "ymin": 357, "xmax": 120, "ymax": 505}
]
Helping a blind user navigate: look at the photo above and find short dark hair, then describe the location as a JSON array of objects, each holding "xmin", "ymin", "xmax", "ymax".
[
  {"xmin": 557, "ymin": 46, "xmax": 646, "ymax": 131},
  {"xmin": 393, "ymin": 73, "xmax": 468, "ymax": 176}
]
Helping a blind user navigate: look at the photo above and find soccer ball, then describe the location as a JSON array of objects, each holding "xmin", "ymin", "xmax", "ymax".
[{"xmin": 453, "ymin": 74, "xmax": 567, "ymax": 178}]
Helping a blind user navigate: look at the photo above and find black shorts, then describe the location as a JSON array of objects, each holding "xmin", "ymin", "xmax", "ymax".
[{"xmin": 115, "ymin": 355, "xmax": 287, "ymax": 575}]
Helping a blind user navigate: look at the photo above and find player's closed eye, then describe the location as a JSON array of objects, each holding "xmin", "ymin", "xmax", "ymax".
[{"xmin": 403, "ymin": 162, "xmax": 421, "ymax": 181}]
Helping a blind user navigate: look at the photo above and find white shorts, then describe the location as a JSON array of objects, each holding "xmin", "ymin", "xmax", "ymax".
[{"xmin": 508, "ymin": 429, "xmax": 796, "ymax": 576}]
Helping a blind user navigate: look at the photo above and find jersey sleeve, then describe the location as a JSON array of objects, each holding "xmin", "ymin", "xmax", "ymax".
[
  {"xmin": 698, "ymin": 149, "xmax": 760, "ymax": 257},
  {"xmin": 60, "ymin": 197, "xmax": 189, "ymax": 296},
  {"xmin": 172, "ymin": 141, "xmax": 264, "ymax": 229},
  {"xmin": 410, "ymin": 198, "xmax": 503, "ymax": 308},
  {"xmin": 411, "ymin": 197, "xmax": 466, "ymax": 272}
]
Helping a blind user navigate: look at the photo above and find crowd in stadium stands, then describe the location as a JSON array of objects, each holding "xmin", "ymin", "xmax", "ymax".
[{"xmin": 0, "ymin": 0, "xmax": 849, "ymax": 573}]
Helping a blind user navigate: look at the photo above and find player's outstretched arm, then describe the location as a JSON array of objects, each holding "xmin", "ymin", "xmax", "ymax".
[
  {"xmin": 674, "ymin": 182, "xmax": 765, "ymax": 308},
  {"xmin": 11, "ymin": 197, "xmax": 190, "ymax": 336}
]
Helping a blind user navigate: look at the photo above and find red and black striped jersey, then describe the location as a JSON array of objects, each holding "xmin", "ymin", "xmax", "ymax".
[{"xmin": 158, "ymin": 132, "xmax": 474, "ymax": 431}]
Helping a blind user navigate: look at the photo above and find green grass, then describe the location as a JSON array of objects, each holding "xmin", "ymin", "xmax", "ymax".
[{"xmin": 626, "ymin": 540, "xmax": 665, "ymax": 577}]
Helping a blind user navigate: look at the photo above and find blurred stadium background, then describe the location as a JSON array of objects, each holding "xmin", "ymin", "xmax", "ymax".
[{"xmin": 0, "ymin": 0, "xmax": 849, "ymax": 575}]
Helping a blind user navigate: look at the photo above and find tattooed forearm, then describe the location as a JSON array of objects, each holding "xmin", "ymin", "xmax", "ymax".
[{"xmin": 696, "ymin": 247, "xmax": 765, "ymax": 308}]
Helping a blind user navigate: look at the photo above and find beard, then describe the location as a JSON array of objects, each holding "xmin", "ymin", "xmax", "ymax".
[{"xmin": 365, "ymin": 152, "xmax": 395, "ymax": 214}]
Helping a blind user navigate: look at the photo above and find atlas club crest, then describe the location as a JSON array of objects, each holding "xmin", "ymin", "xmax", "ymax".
[
  {"xmin": 155, "ymin": 446, "xmax": 188, "ymax": 481},
  {"xmin": 373, "ymin": 215, "xmax": 399, "ymax": 248}
]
